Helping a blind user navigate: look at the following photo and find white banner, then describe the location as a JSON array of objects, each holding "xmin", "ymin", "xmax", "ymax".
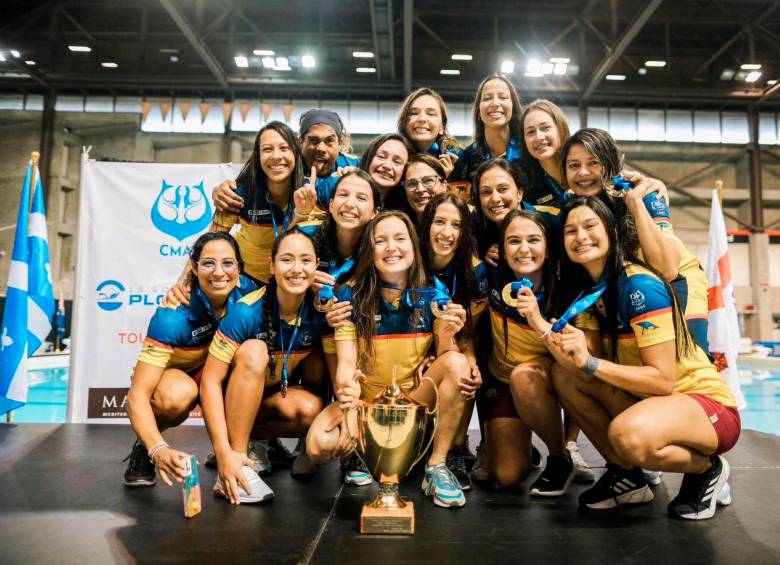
[{"xmin": 68, "ymin": 158, "xmax": 241, "ymax": 423}]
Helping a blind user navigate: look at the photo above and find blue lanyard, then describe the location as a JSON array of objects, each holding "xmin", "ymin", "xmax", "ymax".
[
  {"xmin": 315, "ymin": 257, "xmax": 355, "ymax": 306},
  {"xmin": 380, "ymin": 282, "xmax": 438, "ymax": 309},
  {"xmin": 277, "ymin": 300, "xmax": 306, "ymax": 397},
  {"xmin": 483, "ymin": 135, "xmax": 520, "ymax": 163},
  {"xmin": 431, "ymin": 275, "xmax": 452, "ymax": 310},
  {"xmin": 501, "ymin": 278, "xmax": 543, "ymax": 306},
  {"xmin": 551, "ymin": 281, "xmax": 607, "ymax": 333},
  {"xmin": 267, "ymin": 190, "xmax": 290, "ymax": 238}
]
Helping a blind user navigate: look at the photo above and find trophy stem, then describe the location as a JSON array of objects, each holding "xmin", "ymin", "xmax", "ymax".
[{"xmin": 368, "ymin": 482, "xmax": 407, "ymax": 510}]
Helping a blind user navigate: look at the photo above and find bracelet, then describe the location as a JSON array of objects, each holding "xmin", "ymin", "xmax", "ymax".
[
  {"xmin": 540, "ymin": 327, "xmax": 552, "ymax": 339},
  {"xmin": 293, "ymin": 208, "xmax": 309, "ymax": 219},
  {"xmin": 147, "ymin": 441, "xmax": 170, "ymax": 462},
  {"xmin": 580, "ymin": 354, "xmax": 599, "ymax": 376}
]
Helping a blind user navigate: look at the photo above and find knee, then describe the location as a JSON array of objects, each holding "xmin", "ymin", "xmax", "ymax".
[
  {"xmin": 234, "ymin": 340, "xmax": 269, "ymax": 375},
  {"xmin": 292, "ymin": 396, "xmax": 324, "ymax": 429},
  {"xmin": 510, "ymin": 367, "xmax": 544, "ymax": 399},
  {"xmin": 608, "ymin": 417, "xmax": 654, "ymax": 467},
  {"xmin": 306, "ymin": 426, "xmax": 336, "ymax": 465},
  {"xmin": 151, "ymin": 380, "xmax": 197, "ymax": 419},
  {"xmin": 493, "ymin": 464, "xmax": 529, "ymax": 491},
  {"xmin": 438, "ymin": 351, "xmax": 470, "ymax": 381},
  {"xmin": 550, "ymin": 363, "xmax": 580, "ymax": 402}
]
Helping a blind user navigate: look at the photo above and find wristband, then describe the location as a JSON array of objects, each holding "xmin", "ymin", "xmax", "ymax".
[
  {"xmin": 540, "ymin": 326, "xmax": 552, "ymax": 339},
  {"xmin": 148, "ymin": 442, "xmax": 170, "ymax": 462},
  {"xmin": 580, "ymin": 354, "xmax": 599, "ymax": 376}
]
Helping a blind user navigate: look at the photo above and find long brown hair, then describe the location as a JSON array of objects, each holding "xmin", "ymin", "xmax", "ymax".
[
  {"xmin": 519, "ymin": 99, "xmax": 571, "ymax": 187},
  {"xmin": 472, "ymin": 74, "xmax": 523, "ymax": 151},
  {"xmin": 349, "ymin": 211, "xmax": 428, "ymax": 372},
  {"xmin": 397, "ymin": 87, "xmax": 462, "ymax": 153}
]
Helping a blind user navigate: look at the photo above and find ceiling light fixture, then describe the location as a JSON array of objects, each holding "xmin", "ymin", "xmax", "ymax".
[
  {"xmin": 745, "ymin": 71, "xmax": 762, "ymax": 83},
  {"xmin": 253, "ymin": 49, "xmax": 274, "ymax": 56},
  {"xmin": 741, "ymin": 63, "xmax": 762, "ymax": 70},
  {"xmin": 451, "ymin": 54, "xmax": 472, "ymax": 61},
  {"xmin": 356, "ymin": 67, "xmax": 376, "ymax": 73},
  {"xmin": 645, "ymin": 60, "xmax": 666, "ymax": 67},
  {"xmin": 68, "ymin": 45, "xmax": 91, "ymax": 52},
  {"xmin": 274, "ymin": 56, "xmax": 290, "ymax": 70},
  {"xmin": 25, "ymin": 60, "xmax": 36, "ymax": 66},
  {"xmin": 10, "ymin": 50, "xmax": 20, "ymax": 58},
  {"xmin": 549, "ymin": 57, "xmax": 570, "ymax": 64},
  {"xmin": 301, "ymin": 55, "xmax": 316, "ymax": 68},
  {"xmin": 101, "ymin": 62, "xmax": 118, "ymax": 68},
  {"xmin": 605, "ymin": 74, "xmax": 626, "ymax": 81},
  {"xmin": 440, "ymin": 69, "xmax": 460, "ymax": 75},
  {"xmin": 234, "ymin": 56, "xmax": 249, "ymax": 68},
  {"xmin": 500, "ymin": 60, "xmax": 515, "ymax": 74},
  {"xmin": 352, "ymin": 51, "xmax": 374, "ymax": 58}
]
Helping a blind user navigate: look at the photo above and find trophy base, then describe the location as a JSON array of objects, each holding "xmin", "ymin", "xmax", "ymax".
[{"xmin": 360, "ymin": 500, "xmax": 415, "ymax": 535}]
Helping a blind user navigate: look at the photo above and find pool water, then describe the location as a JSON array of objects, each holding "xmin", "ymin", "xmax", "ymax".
[{"xmin": 8, "ymin": 365, "xmax": 780, "ymax": 436}]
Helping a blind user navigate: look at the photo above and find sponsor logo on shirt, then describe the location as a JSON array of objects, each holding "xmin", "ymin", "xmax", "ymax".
[
  {"xmin": 537, "ymin": 194, "xmax": 553, "ymax": 204},
  {"xmin": 629, "ymin": 290, "xmax": 646, "ymax": 311},
  {"xmin": 248, "ymin": 209, "xmax": 271, "ymax": 218},
  {"xmin": 635, "ymin": 320, "xmax": 660, "ymax": 334},
  {"xmin": 191, "ymin": 324, "xmax": 212, "ymax": 338}
]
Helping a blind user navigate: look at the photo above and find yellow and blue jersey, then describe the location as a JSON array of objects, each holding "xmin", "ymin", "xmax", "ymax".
[
  {"xmin": 577, "ymin": 262, "xmax": 735, "ymax": 407},
  {"xmin": 333, "ymin": 282, "xmax": 435, "ymax": 400},
  {"xmin": 485, "ymin": 265, "xmax": 550, "ymax": 382},
  {"xmin": 452, "ymin": 136, "xmax": 522, "ymax": 183},
  {"xmin": 434, "ymin": 255, "xmax": 490, "ymax": 319},
  {"xmin": 525, "ymin": 161, "xmax": 565, "ymax": 210},
  {"xmin": 137, "ymin": 276, "xmax": 257, "ymax": 373},
  {"xmin": 211, "ymin": 183, "xmax": 291, "ymax": 283},
  {"xmin": 208, "ymin": 286, "xmax": 329, "ymax": 386},
  {"xmin": 318, "ymin": 253, "xmax": 356, "ymax": 355},
  {"xmin": 305, "ymin": 153, "xmax": 361, "ymax": 228}
]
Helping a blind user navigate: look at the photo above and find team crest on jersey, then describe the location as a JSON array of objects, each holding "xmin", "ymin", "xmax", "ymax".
[
  {"xmin": 299, "ymin": 332, "xmax": 313, "ymax": 347},
  {"xmin": 151, "ymin": 180, "xmax": 212, "ymax": 241},
  {"xmin": 479, "ymin": 279, "xmax": 489, "ymax": 294},
  {"xmin": 629, "ymin": 290, "xmax": 646, "ymax": 310}
]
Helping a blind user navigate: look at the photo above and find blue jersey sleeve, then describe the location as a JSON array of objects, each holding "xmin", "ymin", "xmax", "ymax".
[{"xmin": 145, "ymin": 306, "xmax": 189, "ymax": 347}]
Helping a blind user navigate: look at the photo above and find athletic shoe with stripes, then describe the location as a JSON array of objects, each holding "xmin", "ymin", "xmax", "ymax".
[
  {"xmin": 567, "ymin": 441, "xmax": 595, "ymax": 483},
  {"xmin": 446, "ymin": 447, "xmax": 472, "ymax": 491},
  {"xmin": 667, "ymin": 455, "xmax": 730, "ymax": 520},
  {"xmin": 213, "ymin": 464, "xmax": 274, "ymax": 504},
  {"xmin": 422, "ymin": 463, "xmax": 466, "ymax": 508},
  {"xmin": 343, "ymin": 454, "xmax": 373, "ymax": 486},
  {"xmin": 123, "ymin": 440, "xmax": 156, "ymax": 487},
  {"xmin": 578, "ymin": 464, "xmax": 654, "ymax": 509},
  {"xmin": 530, "ymin": 454, "xmax": 576, "ymax": 497}
]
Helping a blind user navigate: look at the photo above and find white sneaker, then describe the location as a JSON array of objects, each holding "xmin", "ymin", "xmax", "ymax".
[
  {"xmin": 643, "ymin": 469, "xmax": 663, "ymax": 486},
  {"xmin": 470, "ymin": 440, "xmax": 490, "ymax": 482},
  {"xmin": 213, "ymin": 465, "xmax": 274, "ymax": 504},
  {"xmin": 717, "ymin": 482, "xmax": 732, "ymax": 506},
  {"xmin": 291, "ymin": 438, "xmax": 318, "ymax": 477},
  {"xmin": 248, "ymin": 439, "xmax": 272, "ymax": 475},
  {"xmin": 566, "ymin": 441, "xmax": 595, "ymax": 483}
]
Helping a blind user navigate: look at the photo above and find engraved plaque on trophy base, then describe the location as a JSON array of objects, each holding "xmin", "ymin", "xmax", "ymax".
[{"xmin": 360, "ymin": 500, "xmax": 415, "ymax": 535}]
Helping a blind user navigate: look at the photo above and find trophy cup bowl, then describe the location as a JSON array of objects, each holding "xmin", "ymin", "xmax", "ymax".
[{"xmin": 347, "ymin": 380, "xmax": 438, "ymax": 535}]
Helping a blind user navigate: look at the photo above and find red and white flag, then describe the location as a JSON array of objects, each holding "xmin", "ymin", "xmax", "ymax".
[{"xmin": 706, "ymin": 190, "xmax": 746, "ymax": 409}]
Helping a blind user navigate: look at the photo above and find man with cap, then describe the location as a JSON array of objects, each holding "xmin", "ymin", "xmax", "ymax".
[{"xmin": 212, "ymin": 109, "xmax": 358, "ymax": 214}]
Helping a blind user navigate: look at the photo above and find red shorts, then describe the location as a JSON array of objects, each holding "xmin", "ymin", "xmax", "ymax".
[
  {"xmin": 476, "ymin": 370, "xmax": 519, "ymax": 421},
  {"xmin": 187, "ymin": 366, "xmax": 204, "ymax": 385},
  {"xmin": 688, "ymin": 393, "xmax": 741, "ymax": 455}
]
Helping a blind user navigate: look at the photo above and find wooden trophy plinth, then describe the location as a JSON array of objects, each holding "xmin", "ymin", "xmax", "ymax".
[{"xmin": 360, "ymin": 499, "xmax": 415, "ymax": 535}]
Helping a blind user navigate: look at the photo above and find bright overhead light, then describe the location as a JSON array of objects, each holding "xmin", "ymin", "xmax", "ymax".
[
  {"xmin": 500, "ymin": 60, "xmax": 515, "ymax": 73},
  {"xmin": 301, "ymin": 55, "xmax": 316, "ymax": 68},
  {"xmin": 356, "ymin": 67, "xmax": 376, "ymax": 73},
  {"xmin": 768, "ymin": 80, "xmax": 778, "ymax": 86},
  {"xmin": 68, "ymin": 45, "xmax": 91, "ymax": 52},
  {"xmin": 274, "ymin": 56, "xmax": 290, "ymax": 70},
  {"xmin": 541, "ymin": 62, "xmax": 554, "ymax": 75},
  {"xmin": 451, "ymin": 53, "xmax": 472, "ymax": 61},
  {"xmin": 262, "ymin": 57, "xmax": 276, "ymax": 69},
  {"xmin": 549, "ymin": 57, "xmax": 570, "ymax": 64},
  {"xmin": 101, "ymin": 62, "xmax": 118, "ymax": 68},
  {"xmin": 10, "ymin": 50, "xmax": 20, "ymax": 58},
  {"xmin": 159, "ymin": 48, "xmax": 179, "ymax": 54},
  {"xmin": 0, "ymin": 53, "xmax": 5, "ymax": 62},
  {"xmin": 440, "ymin": 69, "xmax": 460, "ymax": 75},
  {"xmin": 645, "ymin": 60, "xmax": 666, "ymax": 67},
  {"xmin": 253, "ymin": 49, "xmax": 274, "ymax": 56},
  {"xmin": 526, "ymin": 58, "xmax": 541, "ymax": 74},
  {"xmin": 720, "ymin": 68, "xmax": 735, "ymax": 80},
  {"xmin": 741, "ymin": 63, "xmax": 762, "ymax": 70},
  {"xmin": 553, "ymin": 63, "xmax": 567, "ymax": 75},
  {"xmin": 25, "ymin": 60, "xmax": 36, "ymax": 66},
  {"xmin": 638, "ymin": 67, "xmax": 648, "ymax": 75},
  {"xmin": 234, "ymin": 55, "xmax": 249, "ymax": 68},
  {"xmin": 170, "ymin": 55, "xmax": 178, "ymax": 63},
  {"xmin": 745, "ymin": 71, "xmax": 762, "ymax": 83},
  {"xmin": 352, "ymin": 51, "xmax": 374, "ymax": 58},
  {"xmin": 606, "ymin": 74, "xmax": 626, "ymax": 81}
]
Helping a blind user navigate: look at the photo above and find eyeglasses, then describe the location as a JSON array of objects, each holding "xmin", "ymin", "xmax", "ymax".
[
  {"xmin": 196, "ymin": 259, "xmax": 239, "ymax": 273},
  {"xmin": 404, "ymin": 175, "xmax": 440, "ymax": 191}
]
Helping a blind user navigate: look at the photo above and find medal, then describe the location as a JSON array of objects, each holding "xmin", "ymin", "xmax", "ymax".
[{"xmin": 501, "ymin": 278, "xmax": 535, "ymax": 307}]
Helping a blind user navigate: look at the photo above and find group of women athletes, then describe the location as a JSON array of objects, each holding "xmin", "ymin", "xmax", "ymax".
[{"xmin": 123, "ymin": 74, "xmax": 741, "ymax": 521}]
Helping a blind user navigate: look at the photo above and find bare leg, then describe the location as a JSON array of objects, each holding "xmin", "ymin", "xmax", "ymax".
[
  {"xmin": 150, "ymin": 368, "xmax": 199, "ymax": 430},
  {"xmin": 509, "ymin": 359, "xmax": 565, "ymax": 457},
  {"xmin": 252, "ymin": 386, "xmax": 324, "ymax": 438},
  {"xmin": 486, "ymin": 417, "xmax": 532, "ymax": 489},
  {"xmin": 224, "ymin": 340, "xmax": 268, "ymax": 455}
]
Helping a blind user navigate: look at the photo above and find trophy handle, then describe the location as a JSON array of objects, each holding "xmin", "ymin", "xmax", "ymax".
[{"xmin": 411, "ymin": 375, "xmax": 440, "ymax": 469}]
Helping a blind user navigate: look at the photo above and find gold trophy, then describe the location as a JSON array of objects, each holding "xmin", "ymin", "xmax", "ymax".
[{"xmin": 346, "ymin": 367, "xmax": 438, "ymax": 535}]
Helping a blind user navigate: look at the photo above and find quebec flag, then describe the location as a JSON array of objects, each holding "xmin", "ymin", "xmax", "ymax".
[{"xmin": 0, "ymin": 159, "xmax": 55, "ymax": 415}]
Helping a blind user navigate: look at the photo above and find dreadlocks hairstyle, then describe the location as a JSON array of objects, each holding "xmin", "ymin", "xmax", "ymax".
[
  {"xmin": 519, "ymin": 99, "xmax": 571, "ymax": 188},
  {"xmin": 418, "ymin": 192, "xmax": 477, "ymax": 342},
  {"xmin": 349, "ymin": 211, "xmax": 428, "ymax": 373},
  {"xmin": 397, "ymin": 87, "xmax": 463, "ymax": 154},
  {"xmin": 494, "ymin": 209, "xmax": 555, "ymax": 361},
  {"xmin": 556, "ymin": 196, "xmax": 693, "ymax": 360},
  {"xmin": 471, "ymin": 158, "xmax": 529, "ymax": 258},
  {"xmin": 188, "ymin": 231, "xmax": 244, "ymax": 288},
  {"xmin": 559, "ymin": 128, "xmax": 639, "ymax": 255},
  {"xmin": 260, "ymin": 230, "xmax": 318, "ymax": 378},
  {"xmin": 313, "ymin": 169, "xmax": 380, "ymax": 265},
  {"xmin": 234, "ymin": 121, "xmax": 305, "ymax": 222},
  {"xmin": 472, "ymin": 74, "xmax": 523, "ymax": 152}
]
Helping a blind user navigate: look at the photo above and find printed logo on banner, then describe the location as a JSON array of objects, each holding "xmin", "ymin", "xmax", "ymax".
[
  {"xmin": 96, "ymin": 280, "xmax": 126, "ymax": 311},
  {"xmin": 151, "ymin": 180, "xmax": 212, "ymax": 242},
  {"xmin": 96, "ymin": 279, "xmax": 164, "ymax": 311},
  {"xmin": 88, "ymin": 387, "xmax": 129, "ymax": 418}
]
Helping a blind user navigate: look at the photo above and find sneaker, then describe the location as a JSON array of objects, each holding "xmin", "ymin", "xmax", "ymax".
[
  {"xmin": 470, "ymin": 440, "xmax": 490, "ymax": 482},
  {"xmin": 566, "ymin": 441, "xmax": 595, "ymax": 483},
  {"xmin": 579, "ymin": 464, "xmax": 654, "ymax": 510},
  {"xmin": 204, "ymin": 452, "xmax": 217, "ymax": 469},
  {"xmin": 461, "ymin": 436, "xmax": 476, "ymax": 471},
  {"xmin": 213, "ymin": 464, "xmax": 274, "ymax": 504},
  {"xmin": 530, "ymin": 455, "xmax": 576, "ymax": 497},
  {"xmin": 446, "ymin": 447, "xmax": 472, "ymax": 491},
  {"xmin": 531, "ymin": 445, "xmax": 542, "ymax": 469},
  {"xmin": 422, "ymin": 463, "xmax": 466, "ymax": 508},
  {"xmin": 123, "ymin": 441, "xmax": 156, "ymax": 487},
  {"xmin": 643, "ymin": 469, "xmax": 663, "ymax": 486},
  {"xmin": 343, "ymin": 454, "xmax": 373, "ymax": 486},
  {"xmin": 291, "ymin": 438, "xmax": 317, "ymax": 477},
  {"xmin": 667, "ymin": 456, "xmax": 730, "ymax": 521},
  {"xmin": 248, "ymin": 439, "xmax": 272, "ymax": 476},
  {"xmin": 267, "ymin": 437, "xmax": 296, "ymax": 467}
]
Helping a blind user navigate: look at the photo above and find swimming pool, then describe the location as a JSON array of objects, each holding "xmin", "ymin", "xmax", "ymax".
[{"xmin": 8, "ymin": 362, "xmax": 780, "ymax": 435}]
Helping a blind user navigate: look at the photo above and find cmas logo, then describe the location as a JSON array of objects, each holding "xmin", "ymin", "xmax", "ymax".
[{"xmin": 151, "ymin": 180, "xmax": 212, "ymax": 243}]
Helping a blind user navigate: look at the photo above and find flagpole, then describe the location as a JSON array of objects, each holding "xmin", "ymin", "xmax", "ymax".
[{"xmin": 715, "ymin": 179, "xmax": 723, "ymax": 207}]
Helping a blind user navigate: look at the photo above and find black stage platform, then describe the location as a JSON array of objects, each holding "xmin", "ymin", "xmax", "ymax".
[{"xmin": 1, "ymin": 424, "xmax": 779, "ymax": 564}]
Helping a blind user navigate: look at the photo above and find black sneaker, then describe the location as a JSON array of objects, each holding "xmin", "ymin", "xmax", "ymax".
[
  {"xmin": 446, "ymin": 447, "xmax": 473, "ymax": 491},
  {"xmin": 123, "ymin": 441, "xmax": 156, "ymax": 487},
  {"xmin": 668, "ymin": 455, "xmax": 730, "ymax": 520},
  {"xmin": 267, "ymin": 437, "xmax": 296, "ymax": 467},
  {"xmin": 578, "ymin": 464, "xmax": 653, "ymax": 509},
  {"xmin": 529, "ymin": 455, "xmax": 576, "ymax": 497},
  {"xmin": 531, "ymin": 445, "xmax": 542, "ymax": 469},
  {"xmin": 460, "ymin": 436, "xmax": 476, "ymax": 471}
]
